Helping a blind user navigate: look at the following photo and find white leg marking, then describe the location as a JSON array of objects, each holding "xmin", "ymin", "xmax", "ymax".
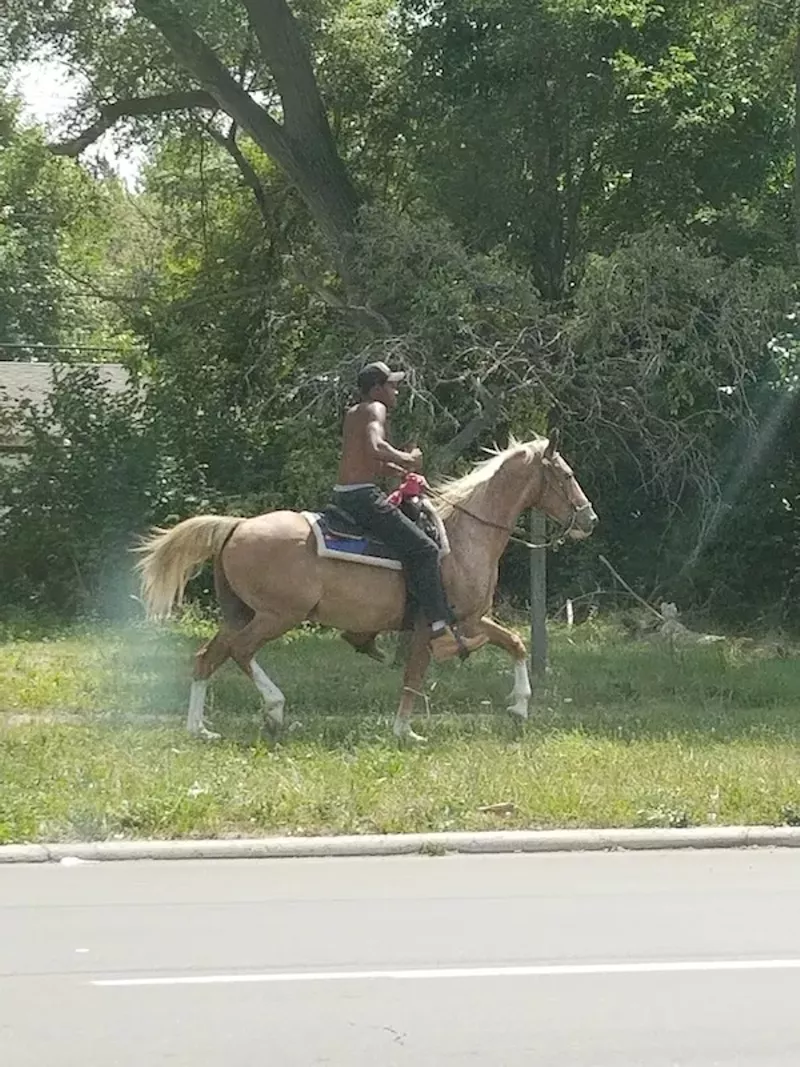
[
  {"xmin": 508, "ymin": 659, "xmax": 531, "ymax": 719},
  {"xmin": 187, "ymin": 680, "xmax": 219, "ymax": 740},
  {"xmin": 251, "ymin": 660, "xmax": 285, "ymax": 725},
  {"xmin": 187, "ymin": 680, "xmax": 208, "ymax": 734},
  {"xmin": 514, "ymin": 659, "xmax": 532, "ymax": 699}
]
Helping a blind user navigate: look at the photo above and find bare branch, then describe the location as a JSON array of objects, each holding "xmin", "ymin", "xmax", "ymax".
[
  {"xmin": 56, "ymin": 263, "xmax": 139, "ymax": 308},
  {"xmin": 206, "ymin": 120, "xmax": 272, "ymax": 223},
  {"xmin": 598, "ymin": 555, "xmax": 663, "ymax": 620},
  {"xmin": 288, "ymin": 262, "xmax": 392, "ymax": 334},
  {"xmin": 434, "ymin": 394, "xmax": 504, "ymax": 471},
  {"xmin": 50, "ymin": 90, "xmax": 217, "ymax": 157}
]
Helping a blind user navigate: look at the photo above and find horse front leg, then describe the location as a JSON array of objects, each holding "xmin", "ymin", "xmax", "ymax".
[
  {"xmin": 479, "ymin": 616, "xmax": 532, "ymax": 720},
  {"xmin": 393, "ymin": 624, "xmax": 431, "ymax": 743}
]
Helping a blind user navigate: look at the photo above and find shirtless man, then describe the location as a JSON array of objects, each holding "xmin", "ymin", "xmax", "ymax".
[{"xmin": 335, "ymin": 360, "xmax": 487, "ymax": 663}]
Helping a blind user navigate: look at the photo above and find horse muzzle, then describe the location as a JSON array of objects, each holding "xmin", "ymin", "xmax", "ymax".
[{"xmin": 567, "ymin": 504, "xmax": 598, "ymax": 540}]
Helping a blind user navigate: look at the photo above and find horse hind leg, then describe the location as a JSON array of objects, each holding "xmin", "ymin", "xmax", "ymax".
[
  {"xmin": 188, "ymin": 630, "xmax": 233, "ymax": 740},
  {"xmin": 186, "ymin": 556, "xmax": 254, "ymax": 741},
  {"xmin": 340, "ymin": 630, "xmax": 385, "ymax": 662},
  {"xmin": 228, "ymin": 610, "xmax": 305, "ymax": 733}
]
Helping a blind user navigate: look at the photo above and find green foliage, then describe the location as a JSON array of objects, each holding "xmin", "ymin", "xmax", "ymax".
[
  {"xmin": 0, "ymin": 99, "xmax": 73, "ymax": 345},
  {"xmin": 354, "ymin": 206, "xmax": 541, "ymax": 343},
  {"xmin": 0, "ymin": 367, "xmax": 159, "ymax": 613},
  {"xmin": 395, "ymin": 0, "xmax": 796, "ymax": 294},
  {"xmin": 501, "ymin": 230, "xmax": 797, "ymax": 625},
  {"xmin": 0, "ymin": 89, "xmax": 143, "ymax": 349},
  {"xmin": 571, "ymin": 228, "xmax": 790, "ymax": 437}
]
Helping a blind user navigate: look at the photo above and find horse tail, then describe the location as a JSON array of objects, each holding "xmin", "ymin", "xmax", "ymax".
[{"xmin": 134, "ymin": 515, "xmax": 243, "ymax": 620}]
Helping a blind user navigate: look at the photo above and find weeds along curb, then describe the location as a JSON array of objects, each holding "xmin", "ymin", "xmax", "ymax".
[{"xmin": 3, "ymin": 826, "xmax": 800, "ymax": 864}]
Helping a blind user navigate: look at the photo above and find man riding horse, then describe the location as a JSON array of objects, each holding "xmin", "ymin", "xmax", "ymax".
[
  {"xmin": 336, "ymin": 361, "xmax": 487, "ymax": 663},
  {"xmin": 136, "ymin": 360, "xmax": 597, "ymax": 741}
]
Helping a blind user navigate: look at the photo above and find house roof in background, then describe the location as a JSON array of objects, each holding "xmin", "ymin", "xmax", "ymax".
[
  {"xmin": 0, "ymin": 362, "xmax": 133, "ymax": 447},
  {"xmin": 0, "ymin": 362, "xmax": 131, "ymax": 408}
]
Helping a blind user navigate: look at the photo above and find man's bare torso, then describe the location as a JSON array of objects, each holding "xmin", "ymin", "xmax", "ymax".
[{"xmin": 337, "ymin": 401, "xmax": 389, "ymax": 485}]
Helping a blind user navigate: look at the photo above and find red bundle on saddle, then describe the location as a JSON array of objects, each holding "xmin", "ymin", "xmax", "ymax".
[{"xmin": 387, "ymin": 472, "xmax": 429, "ymax": 506}]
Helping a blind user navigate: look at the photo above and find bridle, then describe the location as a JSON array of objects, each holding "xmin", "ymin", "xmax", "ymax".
[{"xmin": 429, "ymin": 455, "xmax": 593, "ymax": 551}]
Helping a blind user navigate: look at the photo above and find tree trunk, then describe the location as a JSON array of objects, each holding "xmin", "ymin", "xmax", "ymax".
[
  {"xmin": 279, "ymin": 136, "xmax": 362, "ymax": 256},
  {"xmin": 795, "ymin": 16, "xmax": 800, "ymax": 265}
]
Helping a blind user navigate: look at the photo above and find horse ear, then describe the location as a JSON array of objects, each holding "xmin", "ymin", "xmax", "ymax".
[{"xmin": 544, "ymin": 427, "xmax": 560, "ymax": 458}]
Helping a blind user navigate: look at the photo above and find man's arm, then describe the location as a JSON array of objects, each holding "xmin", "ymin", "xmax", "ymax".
[{"xmin": 365, "ymin": 404, "xmax": 421, "ymax": 470}]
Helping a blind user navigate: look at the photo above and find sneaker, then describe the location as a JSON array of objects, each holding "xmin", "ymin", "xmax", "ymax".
[{"xmin": 430, "ymin": 626, "xmax": 489, "ymax": 662}]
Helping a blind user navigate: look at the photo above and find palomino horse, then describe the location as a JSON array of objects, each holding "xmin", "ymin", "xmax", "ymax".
[{"xmin": 136, "ymin": 433, "xmax": 597, "ymax": 741}]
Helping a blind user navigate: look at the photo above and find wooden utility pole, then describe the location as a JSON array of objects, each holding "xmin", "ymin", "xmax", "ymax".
[
  {"xmin": 529, "ymin": 509, "xmax": 548, "ymax": 676},
  {"xmin": 794, "ymin": 10, "xmax": 800, "ymax": 265}
]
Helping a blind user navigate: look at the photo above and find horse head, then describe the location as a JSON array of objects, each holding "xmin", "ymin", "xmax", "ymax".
[{"xmin": 533, "ymin": 429, "xmax": 598, "ymax": 540}]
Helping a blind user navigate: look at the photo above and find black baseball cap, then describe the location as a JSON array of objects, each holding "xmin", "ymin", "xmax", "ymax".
[{"xmin": 357, "ymin": 360, "xmax": 405, "ymax": 392}]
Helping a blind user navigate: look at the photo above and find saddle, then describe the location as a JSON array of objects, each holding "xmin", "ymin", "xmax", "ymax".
[{"xmin": 300, "ymin": 476, "xmax": 449, "ymax": 571}]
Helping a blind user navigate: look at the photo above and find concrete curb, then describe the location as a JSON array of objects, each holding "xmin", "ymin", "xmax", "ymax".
[
  {"xmin": 0, "ymin": 844, "xmax": 52, "ymax": 864},
  {"xmin": 2, "ymin": 826, "xmax": 800, "ymax": 864}
]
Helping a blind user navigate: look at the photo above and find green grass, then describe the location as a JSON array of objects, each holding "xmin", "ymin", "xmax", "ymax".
[{"xmin": 2, "ymin": 616, "xmax": 800, "ymax": 844}]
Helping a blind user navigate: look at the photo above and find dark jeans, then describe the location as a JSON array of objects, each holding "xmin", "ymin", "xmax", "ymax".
[{"xmin": 333, "ymin": 486, "xmax": 453, "ymax": 626}]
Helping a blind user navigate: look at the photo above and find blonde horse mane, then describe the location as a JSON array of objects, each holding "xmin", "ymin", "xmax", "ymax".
[{"xmin": 432, "ymin": 435, "xmax": 547, "ymax": 519}]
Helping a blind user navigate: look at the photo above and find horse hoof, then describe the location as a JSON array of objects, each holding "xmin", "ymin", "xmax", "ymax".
[
  {"xmin": 193, "ymin": 724, "xmax": 221, "ymax": 742},
  {"xmin": 394, "ymin": 721, "xmax": 427, "ymax": 744},
  {"xmin": 262, "ymin": 700, "xmax": 285, "ymax": 731},
  {"xmin": 400, "ymin": 730, "xmax": 427, "ymax": 745},
  {"xmin": 507, "ymin": 701, "xmax": 529, "ymax": 720}
]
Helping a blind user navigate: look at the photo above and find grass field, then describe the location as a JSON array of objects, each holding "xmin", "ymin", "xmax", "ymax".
[{"xmin": 2, "ymin": 614, "xmax": 800, "ymax": 844}]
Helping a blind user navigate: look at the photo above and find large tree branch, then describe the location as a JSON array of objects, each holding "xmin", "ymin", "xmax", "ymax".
[
  {"xmin": 134, "ymin": 0, "xmax": 360, "ymax": 253},
  {"xmin": 239, "ymin": 0, "xmax": 361, "ymax": 245},
  {"xmin": 241, "ymin": 0, "xmax": 330, "ymax": 139},
  {"xmin": 206, "ymin": 122, "xmax": 380, "ymax": 326},
  {"xmin": 134, "ymin": 0, "xmax": 295, "ymax": 175},
  {"xmin": 50, "ymin": 90, "xmax": 217, "ymax": 156}
]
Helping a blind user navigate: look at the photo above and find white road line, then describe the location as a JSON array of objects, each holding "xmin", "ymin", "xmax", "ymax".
[{"xmin": 93, "ymin": 958, "xmax": 800, "ymax": 988}]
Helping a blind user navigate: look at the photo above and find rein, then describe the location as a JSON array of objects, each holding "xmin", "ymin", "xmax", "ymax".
[{"xmin": 427, "ymin": 488, "xmax": 587, "ymax": 551}]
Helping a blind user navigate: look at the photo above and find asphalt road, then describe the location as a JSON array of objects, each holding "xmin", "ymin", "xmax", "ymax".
[{"xmin": 2, "ymin": 849, "xmax": 800, "ymax": 1066}]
